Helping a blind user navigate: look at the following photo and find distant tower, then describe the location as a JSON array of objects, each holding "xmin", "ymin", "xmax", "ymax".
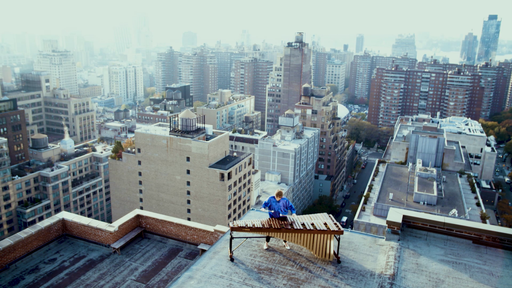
[
  {"xmin": 460, "ymin": 32, "xmax": 478, "ymax": 65},
  {"xmin": 265, "ymin": 33, "xmax": 311, "ymax": 135},
  {"xmin": 343, "ymin": 44, "xmax": 349, "ymax": 52},
  {"xmin": 356, "ymin": 34, "xmax": 364, "ymax": 53},
  {"xmin": 181, "ymin": 32, "xmax": 197, "ymax": 52},
  {"xmin": 477, "ymin": 15, "xmax": 501, "ymax": 63},
  {"xmin": 391, "ymin": 34, "xmax": 417, "ymax": 60}
]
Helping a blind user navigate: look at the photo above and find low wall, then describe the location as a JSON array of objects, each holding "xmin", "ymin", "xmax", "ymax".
[
  {"xmin": 0, "ymin": 209, "xmax": 229, "ymax": 270},
  {"xmin": 353, "ymin": 220, "xmax": 387, "ymax": 237}
]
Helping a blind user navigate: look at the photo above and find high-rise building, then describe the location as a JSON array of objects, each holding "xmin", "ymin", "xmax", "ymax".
[
  {"xmin": 255, "ymin": 110, "xmax": 319, "ymax": 213},
  {"xmin": 108, "ymin": 64, "xmax": 144, "ymax": 104},
  {"xmin": 110, "ymin": 113, "xmax": 254, "ymax": 225},
  {"xmin": 312, "ymin": 52, "xmax": 328, "ymax": 87},
  {"xmin": 460, "ymin": 33, "xmax": 478, "ymax": 65},
  {"xmin": 356, "ymin": 34, "xmax": 364, "ymax": 53},
  {"xmin": 0, "ymin": 98, "xmax": 29, "ymax": 165},
  {"xmin": 34, "ymin": 50, "xmax": 78, "ymax": 95},
  {"xmin": 155, "ymin": 47, "xmax": 180, "ymax": 93},
  {"xmin": 180, "ymin": 50, "xmax": 218, "ymax": 103},
  {"xmin": 349, "ymin": 53, "xmax": 417, "ymax": 100},
  {"xmin": 0, "ymin": 132, "xmax": 112, "ymax": 240},
  {"xmin": 266, "ymin": 33, "xmax": 311, "ymax": 135},
  {"xmin": 477, "ymin": 15, "xmax": 501, "ymax": 63},
  {"xmin": 391, "ymin": 34, "xmax": 417, "ymax": 60},
  {"xmin": 240, "ymin": 30, "xmax": 251, "ymax": 48},
  {"xmin": 295, "ymin": 85, "xmax": 347, "ymax": 196},
  {"xmin": 368, "ymin": 62, "xmax": 511, "ymax": 128},
  {"xmin": 231, "ymin": 57, "xmax": 273, "ymax": 128},
  {"xmin": 182, "ymin": 32, "xmax": 197, "ymax": 52},
  {"xmin": 325, "ymin": 60, "xmax": 345, "ymax": 94},
  {"xmin": 213, "ymin": 51, "xmax": 233, "ymax": 90},
  {"xmin": 197, "ymin": 90, "xmax": 260, "ymax": 131}
]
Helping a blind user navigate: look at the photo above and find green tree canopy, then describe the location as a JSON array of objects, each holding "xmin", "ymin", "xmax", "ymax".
[{"xmin": 302, "ymin": 196, "xmax": 338, "ymax": 215}]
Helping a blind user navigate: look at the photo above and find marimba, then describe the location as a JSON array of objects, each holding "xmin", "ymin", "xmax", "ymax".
[{"xmin": 229, "ymin": 213, "xmax": 343, "ymax": 263}]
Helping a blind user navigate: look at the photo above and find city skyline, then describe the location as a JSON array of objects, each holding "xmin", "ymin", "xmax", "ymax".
[{"xmin": 1, "ymin": 0, "xmax": 510, "ymax": 54}]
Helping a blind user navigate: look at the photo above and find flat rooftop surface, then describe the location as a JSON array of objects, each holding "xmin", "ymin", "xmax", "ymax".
[
  {"xmin": 416, "ymin": 176, "xmax": 435, "ymax": 194},
  {"xmin": 210, "ymin": 152, "xmax": 249, "ymax": 170},
  {"xmin": 172, "ymin": 210, "xmax": 512, "ymax": 288},
  {"xmin": 0, "ymin": 233, "xmax": 199, "ymax": 288},
  {"xmin": 378, "ymin": 165, "xmax": 464, "ymax": 215}
]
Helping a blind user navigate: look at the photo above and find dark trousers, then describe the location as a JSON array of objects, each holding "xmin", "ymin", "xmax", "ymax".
[
  {"xmin": 266, "ymin": 215, "xmax": 288, "ymax": 243},
  {"xmin": 266, "ymin": 236, "xmax": 286, "ymax": 243}
]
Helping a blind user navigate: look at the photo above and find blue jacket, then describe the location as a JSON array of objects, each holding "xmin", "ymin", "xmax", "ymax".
[{"xmin": 262, "ymin": 196, "xmax": 296, "ymax": 218}]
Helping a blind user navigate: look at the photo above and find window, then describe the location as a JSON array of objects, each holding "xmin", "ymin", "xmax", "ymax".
[
  {"xmin": 16, "ymin": 183, "xmax": 22, "ymax": 190},
  {"xmin": 138, "ymin": 171, "xmax": 142, "ymax": 177},
  {"xmin": 139, "ymin": 189, "xmax": 143, "ymax": 194},
  {"xmin": 17, "ymin": 192, "xmax": 23, "ymax": 199},
  {"xmin": 137, "ymin": 148, "xmax": 141, "ymax": 153},
  {"xmin": 140, "ymin": 198, "xmax": 143, "ymax": 203},
  {"xmin": 186, "ymin": 169, "xmax": 190, "ymax": 175},
  {"xmin": 138, "ymin": 160, "xmax": 141, "ymax": 166},
  {"xmin": 187, "ymin": 181, "xmax": 190, "ymax": 186},
  {"xmin": 187, "ymin": 217, "xmax": 191, "ymax": 221},
  {"xmin": 186, "ymin": 156, "xmax": 190, "ymax": 162},
  {"xmin": 187, "ymin": 208, "xmax": 191, "ymax": 214},
  {"xmin": 187, "ymin": 190, "xmax": 190, "ymax": 196},
  {"xmin": 187, "ymin": 199, "xmax": 191, "ymax": 205}
]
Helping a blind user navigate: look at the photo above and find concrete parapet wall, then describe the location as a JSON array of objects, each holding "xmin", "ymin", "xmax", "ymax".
[
  {"xmin": 0, "ymin": 209, "xmax": 229, "ymax": 270},
  {"xmin": 353, "ymin": 219, "xmax": 387, "ymax": 237}
]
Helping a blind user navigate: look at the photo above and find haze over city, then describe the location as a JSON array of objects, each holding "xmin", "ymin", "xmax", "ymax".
[
  {"xmin": 2, "ymin": 0, "xmax": 511, "ymax": 55},
  {"xmin": 1, "ymin": 1, "xmax": 512, "ymax": 287}
]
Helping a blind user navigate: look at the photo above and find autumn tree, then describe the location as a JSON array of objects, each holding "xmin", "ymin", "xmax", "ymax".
[{"xmin": 122, "ymin": 138, "xmax": 135, "ymax": 150}]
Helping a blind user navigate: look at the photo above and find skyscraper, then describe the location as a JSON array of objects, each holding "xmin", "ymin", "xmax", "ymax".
[
  {"xmin": 180, "ymin": 49, "xmax": 218, "ymax": 103},
  {"xmin": 155, "ymin": 47, "xmax": 180, "ymax": 93},
  {"xmin": 477, "ymin": 15, "xmax": 501, "ymax": 63},
  {"xmin": 231, "ymin": 57, "xmax": 273, "ymax": 128},
  {"xmin": 312, "ymin": 51, "xmax": 328, "ymax": 87},
  {"xmin": 34, "ymin": 49, "xmax": 78, "ymax": 95},
  {"xmin": 356, "ymin": 34, "xmax": 364, "ymax": 53},
  {"xmin": 391, "ymin": 34, "xmax": 417, "ymax": 59},
  {"xmin": 109, "ymin": 64, "xmax": 144, "ymax": 104},
  {"xmin": 182, "ymin": 31, "xmax": 197, "ymax": 51},
  {"xmin": 265, "ymin": 33, "xmax": 311, "ymax": 135},
  {"xmin": 460, "ymin": 33, "xmax": 478, "ymax": 65}
]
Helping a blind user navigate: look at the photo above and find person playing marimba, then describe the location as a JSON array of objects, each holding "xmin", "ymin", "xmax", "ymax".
[{"xmin": 261, "ymin": 189, "xmax": 296, "ymax": 250}]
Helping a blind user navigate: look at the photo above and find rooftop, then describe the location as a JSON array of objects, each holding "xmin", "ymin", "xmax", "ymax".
[
  {"xmin": 1, "ymin": 209, "xmax": 512, "ymax": 287},
  {"xmin": 377, "ymin": 164, "xmax": 464, "ymax": 216},
  {"xmin": 209, "ymin": 152, "xmax": 250, "ymax": 171},
  {"xmin": 172, "ymin": 210, "xmax": 512, "ymax": 288},
  {"xmin": 0, "ymin": 234, "xmax": 200, "ymax": 287}
]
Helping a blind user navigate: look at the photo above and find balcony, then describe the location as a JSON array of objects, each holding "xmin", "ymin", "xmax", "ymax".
[
  {"xmin": 71, "ymin": 172, "xmax": 101, "ymax": 189},
  {"xmin": 17, "ymin": 198, "xmax": 50, "ymax": 212}
]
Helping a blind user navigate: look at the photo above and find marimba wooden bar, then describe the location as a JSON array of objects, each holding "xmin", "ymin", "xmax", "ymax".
[{"xmin": 228, "ymin": 213, "xmax": 343, "ymax": 263}]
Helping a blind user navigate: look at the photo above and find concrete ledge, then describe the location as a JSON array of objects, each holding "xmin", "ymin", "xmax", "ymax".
[
  {"xmin": 214, "ymin": 225, "xmax": 229, "ymax": 234},
  {"xmin": 17, "ymin": 229, "xmax": 34, "ymax": 239}
]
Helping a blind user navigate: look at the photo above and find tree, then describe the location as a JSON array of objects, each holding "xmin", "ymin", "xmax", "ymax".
[
  {"xmin": 302, "ymin": 196, "xmax": 338, "ymax": 215},
  {"xmin": 122, "ymin": 138, "xmax": 135, "ymax": 150},
  {"xmin": 111, "ymin": 140, "xmax": 124, "ymax": 160},
  {"xmin": 480, "ymin": 211, "xmax": 490, "ymax": 223},
  {"xmin": 144, "ymin": 87, "xmax": 156, "ymax": 98},
  {"xmin": 193, "ymin": 101, "xmax": 206, "ymax": 112},
  {"xmin": 504, "ymin": 140, "xmax": 512, "ymax": 155},
  {"xmin": 326, "ymin": 84, "xmax": 338, "ymax": 97}
]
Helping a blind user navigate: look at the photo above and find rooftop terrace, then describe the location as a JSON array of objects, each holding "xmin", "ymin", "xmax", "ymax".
[{"xmin": 1, "ymin": 209, "xmax": 511, "ymax": 287}]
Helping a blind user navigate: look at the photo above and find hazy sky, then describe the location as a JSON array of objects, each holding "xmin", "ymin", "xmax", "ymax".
[{"xmin": 1, "ymin": 0, "xmax": 510, "ymax": 51}]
